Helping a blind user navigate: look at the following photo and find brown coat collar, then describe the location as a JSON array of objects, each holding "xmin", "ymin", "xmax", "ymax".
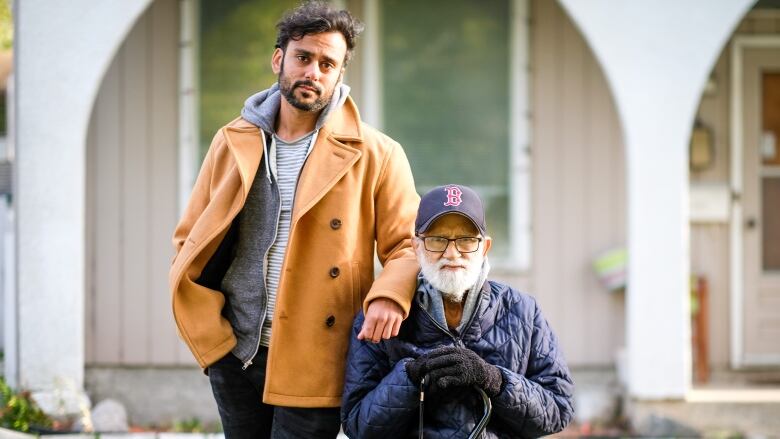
[{"xmin": 221, "ymin": 96, "xmax": 365, "ymax": 226}]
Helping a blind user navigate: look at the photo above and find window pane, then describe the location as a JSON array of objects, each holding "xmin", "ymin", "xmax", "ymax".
[
  {"xmin": 762, "ymin": 177, "xmax": 780, "ymax": 271},
  {"xmin": 199, "ymin": 0, "xmax": 299, "ymax": 159},
  {"xmin": 380, "ymin": 0, "xmax": 511, "ymax": 259}
]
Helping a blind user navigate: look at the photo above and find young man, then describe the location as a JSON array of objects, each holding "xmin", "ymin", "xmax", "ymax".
[
  {"xmin": 169, "ymin": 2, "xmax": 419, "ymax": 437},
  {"xmin": 342, "ymin": 185, "xmax": 574, "ymax": 438}
]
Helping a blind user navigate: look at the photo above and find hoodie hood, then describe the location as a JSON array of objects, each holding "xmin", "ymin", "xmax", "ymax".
[{"xmin": 240, "ymin": 82, "xmax": 351, "ymax": 136}]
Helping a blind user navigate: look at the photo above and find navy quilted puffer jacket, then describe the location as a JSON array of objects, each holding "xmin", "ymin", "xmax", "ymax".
[{"xmin": 341, "ymin": 280, "xmax": 574, "ymax": 439}]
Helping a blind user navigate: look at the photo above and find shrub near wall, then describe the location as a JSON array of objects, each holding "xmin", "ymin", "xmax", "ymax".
[{"xmin": 0, "ymin": 377, "xmax": 53, "ymax": 432}]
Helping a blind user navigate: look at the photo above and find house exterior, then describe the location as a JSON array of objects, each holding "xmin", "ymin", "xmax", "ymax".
[{"xmin": 5, "ymin": 0, "xmax": 779, "ymax": 433}]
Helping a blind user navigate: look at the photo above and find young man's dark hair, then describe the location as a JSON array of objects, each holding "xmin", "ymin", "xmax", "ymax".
[{"xmin": 275, "ymin": 1, "xmax": 365, "ymax": 66}]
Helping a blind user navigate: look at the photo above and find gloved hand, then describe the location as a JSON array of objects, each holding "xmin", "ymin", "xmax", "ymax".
[
  {"xmin": 405, "ymin": 349, "xmax": 437, "ymax": 385},
  {"xmin": 405, "ymin": 346, "xmax": 459, "ymax": 386},
  {"xmin": 424, "ymin": 346, "xmax": 503, "ymax": 397}
]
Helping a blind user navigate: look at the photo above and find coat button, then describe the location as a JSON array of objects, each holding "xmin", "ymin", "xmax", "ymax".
[
  {"xmin": 325, "ymin": 315, "xmax": 336, "ymax": 327},
  {"xmin": 330, "ymin": 218, "xmax": 342, "ymax": 230},
  {"xmin": 329, "ymin": 267, "xmax": 340, "ymax": 278}
]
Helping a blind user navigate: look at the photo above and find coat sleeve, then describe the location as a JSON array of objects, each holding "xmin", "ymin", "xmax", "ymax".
[
  {"xmin": 342, "ymin": 313, "xmax": 420, "ymax": 439},
  {"xmin": 490, "ymin": 302, "xmax": 574, "ymax": 436},
  {"xmin": 363, "ymin": 141, "xmax": 421, "ymax": 317}
]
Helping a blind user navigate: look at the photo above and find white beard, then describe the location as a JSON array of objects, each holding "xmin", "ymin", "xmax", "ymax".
[{"xmin": 416, "ymin": 246, "xmax": 483, "ymax": 303}]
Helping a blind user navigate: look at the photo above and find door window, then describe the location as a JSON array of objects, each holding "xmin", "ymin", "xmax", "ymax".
[{"xmin": 762, "ymin": 72, "xmax": 780, "ymax": 271}]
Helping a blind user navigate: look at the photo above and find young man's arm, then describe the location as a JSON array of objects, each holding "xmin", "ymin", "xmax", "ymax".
[
  {"xmin": 490, "ymin": 302, "xmax": 575, "ymax": 436},
  {"xmin": 342, "ymin": 313, "xmax": 419, "ymax": 438},
  {"xmin": 359, "ymin": 141, "xmax": 420, "ymax": 342}
]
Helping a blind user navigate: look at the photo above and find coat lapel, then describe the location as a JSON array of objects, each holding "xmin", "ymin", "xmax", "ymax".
[
  {"xmin": 292, "ymin": 128, "xmax": 361, "ymax": 224},
  {"xmin": 222, "ymin": 124, "xmax": 264, "ymax": 197},
  {"xmin": 221, "ymin": 97, "xmax": 364, "ymax": 222},
  {"xmin": 291, "ymin": 97, "xmax": 365, "ymax": 224}
]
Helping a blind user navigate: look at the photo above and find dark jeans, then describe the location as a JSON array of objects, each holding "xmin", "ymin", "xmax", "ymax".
[{"xmin": 208, "ymin": 347, "xmax": 341, "ymax": 439}]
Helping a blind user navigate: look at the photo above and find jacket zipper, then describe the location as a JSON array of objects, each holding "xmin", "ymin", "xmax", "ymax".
[
  {"xmin": 418, "ymin": 306, "xmax": 459, "ymax": 345},
  {"xmin": 242, "ymin": 131, "xmax": 316, "ymax": 370},
  {"xmin": 417, "ymin": 290, "xmax": 483, "ymax": 347},
  {"xmin": 417, "ymin": 293, "xmax": 487, "ymax": 438},
  {"xmin": 242, "ymin": 135, "xmax": 282, "ymax": 370}
]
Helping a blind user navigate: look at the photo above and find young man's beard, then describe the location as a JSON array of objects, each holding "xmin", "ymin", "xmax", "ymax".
[
  {"xmin": 416, "ymin": 246, "xmax": 483, "ymax": 303},
  {"xmin": 278, "ymin": 61, "xmax": 340, "ymax": 112}
]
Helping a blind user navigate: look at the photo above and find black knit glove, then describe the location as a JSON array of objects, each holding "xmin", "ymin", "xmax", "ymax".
[
  {"xmin": 405, "ymin": 356, "xmax": 427, "ymax": 386},
  {"xmin": 425, "ymin": 346, "xmax": 503, "ymax": 397},
  {"xmin": 405, "ymin": 346, "xmax": 458, "ymax": 386}
]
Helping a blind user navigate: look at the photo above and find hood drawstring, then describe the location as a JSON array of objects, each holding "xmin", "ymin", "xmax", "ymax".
[{"xmin": 262, "ymin": 132, "xmax": 272, "ymax": 183}]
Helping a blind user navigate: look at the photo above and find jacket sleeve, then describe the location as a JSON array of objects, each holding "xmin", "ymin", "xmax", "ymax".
[
  {"xmin": 363, "ymin": 141, "xmax": 421, "ymax": 317},
  {"xmin": 171, "ymin": 131, "xmax": 219, "ymax": 258},
  {"xmin": 342, "ymin": 313, "xmax": 419, "ymax": 439},
  {"xmin": 490, "ymin": 302, "xmax": 574, "ymax": 437}
]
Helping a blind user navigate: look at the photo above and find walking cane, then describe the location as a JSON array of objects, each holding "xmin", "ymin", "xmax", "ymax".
[{"xmin": 418, "ymin": 377, "xmax": 493, "ymax": 439}]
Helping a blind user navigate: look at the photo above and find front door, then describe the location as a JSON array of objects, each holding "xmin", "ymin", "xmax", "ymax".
[{"xmin": 741, "ymin": 46, "xmax": 780, "ymax": 366}]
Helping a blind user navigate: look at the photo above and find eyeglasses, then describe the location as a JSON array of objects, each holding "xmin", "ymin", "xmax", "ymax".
[{"xmin": 418, "ymin": 236, "xmax": 482, "ymax": 253}]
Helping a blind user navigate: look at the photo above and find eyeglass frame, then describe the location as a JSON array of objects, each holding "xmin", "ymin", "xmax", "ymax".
[{"xmin": 415, "ymin": 234, "xmax": 483, "ymax": 253}]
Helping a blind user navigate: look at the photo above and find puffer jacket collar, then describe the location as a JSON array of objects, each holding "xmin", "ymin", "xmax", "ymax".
[
  {"xmin": 461, "ymin": 280, "xmax": 494, "ymax": 344},
  {"xmin": 402, "ymin": 279, "xmax": 492, "ymax": 347}
]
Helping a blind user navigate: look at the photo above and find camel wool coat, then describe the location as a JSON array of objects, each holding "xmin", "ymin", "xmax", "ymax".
[{"xmin": 169, "ymin": 97, "xmax": 420, "ymax": 407}]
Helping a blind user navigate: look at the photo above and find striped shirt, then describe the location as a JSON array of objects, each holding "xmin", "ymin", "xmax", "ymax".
[{"xmin": 260, "ymin": 132, "xmax": 315, "ymax": 347}]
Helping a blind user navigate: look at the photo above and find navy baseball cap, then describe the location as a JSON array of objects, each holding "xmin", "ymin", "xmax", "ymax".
[{"xmin": 415, "ymin": 184, "xmax": 487, "ymax": 235}]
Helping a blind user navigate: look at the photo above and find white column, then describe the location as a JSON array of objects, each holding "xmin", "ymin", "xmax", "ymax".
[
  {"xmin": 13, "ymin": 0, "xmax": 152, "ymax": 413},
  {"xmin": 3, "ymin": 68, "xmax": 15, "ymax": 390},
  {"xmin": 509, "ymin": 0, "xmax": 531, "ymax": 271},
  {"xmin": 178, "ymin": 0, "xmax": 200, "ymax": 215},
  {"xmin": 557, "ymin": 0, "xmax": 754, "ymax": 399}
]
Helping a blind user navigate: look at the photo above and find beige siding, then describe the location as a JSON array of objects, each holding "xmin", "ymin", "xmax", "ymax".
[
  {"xmin": 691, "ymin": 46, "xmax": 732, "ymax": 369},
  {"xmin": 85, "ymin": 0, "xmax": 185, "ymax": 365},
  {"xmin": 529, "ymin": 0, "xmax": 626, "ymax": 366}
]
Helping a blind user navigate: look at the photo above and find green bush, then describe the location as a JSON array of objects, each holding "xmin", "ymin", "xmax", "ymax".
[
  {"xmin": 173, "ymin": 417, "xmax": 204, "ymax": 433},
  {"xmin": 0, "ymin": 376, "xmax": 53, "ymax": 432}
]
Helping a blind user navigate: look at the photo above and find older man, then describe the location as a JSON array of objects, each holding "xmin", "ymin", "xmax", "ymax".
[{"xmin": 342, "ymin": 184, "xmax": 574, "ymax": 438}]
